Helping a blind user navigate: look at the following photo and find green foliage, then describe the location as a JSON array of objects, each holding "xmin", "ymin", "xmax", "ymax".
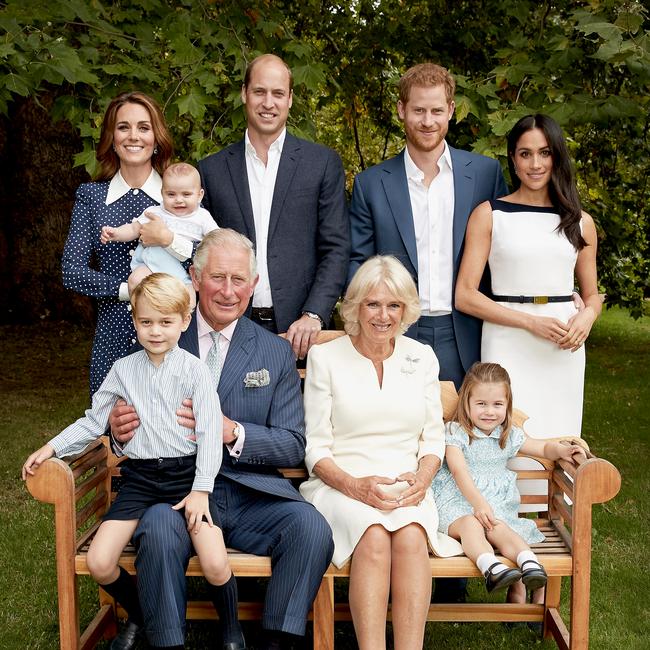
[{"xmin": 0, "ymin": 0, "xmax": 648, "ymax": 313}]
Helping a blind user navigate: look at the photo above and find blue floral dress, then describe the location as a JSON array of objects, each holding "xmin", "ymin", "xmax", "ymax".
[
  {"xmin": 62, "ymin": 181, "xmax": 160, "ymax": 395},
  {"xmin": 431, "ymin": 422, "xmax": 545, "ymax": 544}
]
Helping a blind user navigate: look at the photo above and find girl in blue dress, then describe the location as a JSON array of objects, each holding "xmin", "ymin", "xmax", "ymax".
[
  {"xmin": 431, "ymin": 362, "xmax": 585, "ymax": 594},
  {"xmin": 62, "ymin": 91, "xmax": 177, "ymax": 396}
]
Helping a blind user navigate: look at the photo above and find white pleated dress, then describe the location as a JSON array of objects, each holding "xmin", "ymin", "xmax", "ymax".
[{"xmin": 300, "ymin": 335, "xmax": 463, "ymax": 568}]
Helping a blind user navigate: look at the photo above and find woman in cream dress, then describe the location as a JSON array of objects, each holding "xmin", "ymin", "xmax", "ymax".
[{"xmin": 300, "ymin": 256, "xmax": 461, "ymax": 650}]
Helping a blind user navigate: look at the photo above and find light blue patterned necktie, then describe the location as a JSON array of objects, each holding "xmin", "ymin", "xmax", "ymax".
[{"xmin": 206, "ymin": 331, "xmax": 222, "ymax": 388}]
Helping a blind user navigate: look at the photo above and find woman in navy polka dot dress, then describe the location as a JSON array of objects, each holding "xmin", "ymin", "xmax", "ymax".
[{"xmin": 62, "ymin": 92, "xmax": 176, "ymax": 396}]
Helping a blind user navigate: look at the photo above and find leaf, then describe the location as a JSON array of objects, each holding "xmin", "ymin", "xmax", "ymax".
[
  {"xmin": 454, "ymin": 95, "xmax": 475, "ymax": 123},
  {"xmin": 2, "ymin": 73, "xmax": 31, "ymax": 97},
  {"xmin": 176, "ymin": 88, "xmax": 209, "ymax": 119}
]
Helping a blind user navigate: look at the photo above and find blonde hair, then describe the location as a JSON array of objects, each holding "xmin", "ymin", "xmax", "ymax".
[
  {"xmin": 192, "ymin": 228, "xmax": 257, "ymax": 280},
  {"xmin": 454, "ymin": 362, "xmax": 513, "ymax": 448},
  {"xmin": 340, "ymin": 256, "xmax": 420, "ymax": 336},
  {"xmin": 130, "ymin": 273, "xmax": 191, "ymax": 319},
  {"xmin": 398, "ymin": 63, "xmax": 456, "ymax": 105},
  {"xmin": 163, "ymin": 162, "xmax": 201, "ymax": 187}
]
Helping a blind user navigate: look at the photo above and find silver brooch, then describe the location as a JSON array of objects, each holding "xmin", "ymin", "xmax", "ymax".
[{"xmin": 400, "ymin": 355, "xmax": 420, "ymax": 374}]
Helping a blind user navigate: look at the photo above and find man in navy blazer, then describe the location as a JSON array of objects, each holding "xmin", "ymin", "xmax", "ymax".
[
  {"xmin": 349, "ymin": 63, "xmax": 507, "ymax": 389},
  {"xmin": 111, "ymin": 229, "xmax": 334, "ymax": 650},
  {"xmin": 198, "ymin": 54, "xmax": 349, "ymax": 360}
]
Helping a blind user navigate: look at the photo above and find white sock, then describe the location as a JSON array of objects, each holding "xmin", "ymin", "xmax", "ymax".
[
  {"xmin": 476, "ymin": 553, "xmax": 509, "ymax": 575},
  {"xmin": 516, "ymin": 550, "xmax": 538, "ymax": 568}
]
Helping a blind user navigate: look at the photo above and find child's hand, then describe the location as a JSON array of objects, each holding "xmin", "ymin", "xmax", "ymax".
[
  {"xmin": 172, "ymin": 490, "xmax": 213, "ymax": 534},
  {"xmin": 558, "ymin": 441, "xmax": 588, "ymax": 463},
  {"xmin": 473, "ymin": 500, "xmax": 496, "ymax": 531},
  {"xmin": 100, "ymin": 226, "xmax": 116, "ymax": 244},
  {"xmin": 22, "ymin": 444, "xmax": 55, "ymax": 480}
]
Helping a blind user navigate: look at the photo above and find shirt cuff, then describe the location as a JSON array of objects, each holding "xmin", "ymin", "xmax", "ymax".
[
  {"xmin": 166, "ymin": 234, "xmax": 193, "ymax": 262},
  {"xmin": 227, "ymin": 422, "xmax": 245, "ymax": 458},
  {"xmin": 118, "ymin": 282, "xmax": 130, "ymax": 302}
]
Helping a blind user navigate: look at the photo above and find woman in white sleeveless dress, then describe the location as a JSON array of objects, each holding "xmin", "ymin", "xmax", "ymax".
[{"xmin": 455, "ymin": 114, "xmax": 601, "ymax": 607}]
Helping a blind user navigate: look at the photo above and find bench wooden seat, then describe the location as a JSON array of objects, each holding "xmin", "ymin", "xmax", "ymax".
[{"xmin": 26, "ymin": 335, "xmax": 621, "ymax": 650}]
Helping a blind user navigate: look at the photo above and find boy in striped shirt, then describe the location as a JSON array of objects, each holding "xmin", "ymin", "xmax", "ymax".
[{"xmin": 23, "ymin": 273, "xmax": 245, "ymax": 650}]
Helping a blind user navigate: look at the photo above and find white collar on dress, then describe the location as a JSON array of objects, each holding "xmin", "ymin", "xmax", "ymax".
[{"xmin": 105, "ymin": 168, "xmax": 163, "ymax": 205}]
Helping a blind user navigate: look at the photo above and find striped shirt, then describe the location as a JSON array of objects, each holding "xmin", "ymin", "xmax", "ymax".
[{"xmin": 49, "ymin": 346, "xmax": 222, "ymax": 492}]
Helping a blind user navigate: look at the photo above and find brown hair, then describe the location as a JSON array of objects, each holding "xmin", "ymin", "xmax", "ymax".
[
  {"xmin": 243, "ymin": 54, "xmax": 293, "ymax": 92},
  {"xmin": 130, "ymin": 273, "xmax": 191, "ymax": 319},
  {"xmin": 398, "ymin": 63, "xmax": 456, "ymax": 105},
  {"xmin": 454, "ymin": 362, "xmax": 513, "ymax": 448},
  {"xmin": 95, "ymin": 91, "xmax": 173, "ymax": 181}
]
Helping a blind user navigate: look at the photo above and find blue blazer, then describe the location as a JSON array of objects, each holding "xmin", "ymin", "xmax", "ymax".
[
  {"xmin": 348, "ymin": 147, "xmax": 508, "ymax": 371},
  {"xmin": 179, "ymin": 315, "xmax": 306, "ymax": 501},
  {"xmin": 198, "ymin": 134, "xmax": 350, "ymax": 331}
]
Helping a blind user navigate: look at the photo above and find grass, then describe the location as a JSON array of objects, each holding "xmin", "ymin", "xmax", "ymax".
[{"xmin": 1, "ymin": 307, "xmax": 648, "ymax": 649}]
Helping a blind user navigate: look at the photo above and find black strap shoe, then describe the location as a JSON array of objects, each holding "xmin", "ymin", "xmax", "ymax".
[
  {"xmin": 484, "ymin": 563, "xmax": 523, "ymax": 593},
  {"xmin": 521, "ymin": 559, "xmax": 548, "ymax": 591},
  {"xmin": 110, "ymin": 620, "xmax": 142, "ymax": 650}
]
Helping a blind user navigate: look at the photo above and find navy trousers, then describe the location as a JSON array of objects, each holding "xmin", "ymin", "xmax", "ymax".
[
  {"xmin": 414, "ymin": 314, "xmax": 465, "ymax": 390},
  {"xmin": 133, "ymin": 477, "xmax": 334, "ymax": 647}
]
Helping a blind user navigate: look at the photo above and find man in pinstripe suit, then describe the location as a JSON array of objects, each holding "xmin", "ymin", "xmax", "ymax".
[{"xmin": 111, "ymin": 229, "xmax": 334, "ymax": 650}]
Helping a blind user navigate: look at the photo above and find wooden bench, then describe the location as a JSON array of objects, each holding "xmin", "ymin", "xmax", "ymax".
[{"xmin": 26, "ymin": 336, "xmax": 621, "ymax": 650}]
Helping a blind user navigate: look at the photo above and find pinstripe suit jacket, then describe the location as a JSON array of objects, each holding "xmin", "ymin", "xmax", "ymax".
[{"xmin": 179, "ymin": 315, "xmax": 306, "ymax": 501}]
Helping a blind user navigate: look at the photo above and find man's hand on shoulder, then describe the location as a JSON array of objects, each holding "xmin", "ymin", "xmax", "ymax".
[
  {"xmin": 285, "ymin": 313, "xmax": 322, "ymax": 360},
  {"xmin": 109, "ymin": 399, "xmax": 140, "ymax": 444}
]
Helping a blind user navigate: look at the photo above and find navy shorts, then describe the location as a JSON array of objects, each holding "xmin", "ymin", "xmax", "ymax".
[{"xmin": 104, "ymin": 455, "xmax": 220, "ymax": 524}]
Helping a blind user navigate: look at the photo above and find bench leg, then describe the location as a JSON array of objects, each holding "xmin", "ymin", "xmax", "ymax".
[{"xmin": 312, "ymin": 576, "xmax": 334, "ymax": 650}]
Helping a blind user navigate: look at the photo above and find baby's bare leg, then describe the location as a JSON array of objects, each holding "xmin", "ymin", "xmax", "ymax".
[
  {"xmin": 186, "ymin": 284, "xmax": 197, "ymax": 310},
  {"xmin": 128, "ymin": 265, "xmax": 153, "ymax": 296}
]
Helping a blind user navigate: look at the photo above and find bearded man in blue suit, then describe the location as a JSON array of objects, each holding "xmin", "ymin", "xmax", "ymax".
[
  {"xmin": 348, "ymin": 63, "xmax": 507, "ymax": 390},
  {"xmin": 110, "ymin": 228, "xmax": 333, "ymax": 650}
]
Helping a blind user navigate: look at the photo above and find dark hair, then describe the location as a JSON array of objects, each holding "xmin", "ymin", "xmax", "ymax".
[
  {"xmin": 243, "ymin": 54, "xmax": 293, "ymax": 92},
  {"xmin": 95, "ymin": 91, "xmax": 173, "ymax": 182},
  {"xmin": 454, "ymin": 362, "xmax": 513, "ymax": 449},
  {"xmin": 507, "ymin": 114, "xmax": 586, "ymax": 250}
]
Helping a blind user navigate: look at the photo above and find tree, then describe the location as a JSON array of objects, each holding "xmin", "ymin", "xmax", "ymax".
[{"xmin": 0, "ymin": 0, "xmax": 648, "ymax": 321}]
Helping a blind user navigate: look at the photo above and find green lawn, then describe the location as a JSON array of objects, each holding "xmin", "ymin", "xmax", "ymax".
[{"xmin": 1, "ymin": 308, "xmax": 648, "ymax": 649}]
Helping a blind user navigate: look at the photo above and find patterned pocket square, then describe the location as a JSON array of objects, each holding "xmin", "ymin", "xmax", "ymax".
[{"xmin": 244, "ymin": 368, "xmax": 270, "ymax": 388}]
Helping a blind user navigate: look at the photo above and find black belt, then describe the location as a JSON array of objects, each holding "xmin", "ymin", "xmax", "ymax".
[
  {"xmin": 251, "ymin": 307, "xmax": 275, "ymax": 322},
  {"xmin": 493, "ymin": 294, "xmax": 574, "ymax": 304}
]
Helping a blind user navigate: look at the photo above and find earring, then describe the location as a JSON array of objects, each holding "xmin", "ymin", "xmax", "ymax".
[
  {"xmin": 153, "ymin": 145, "xmax": 159, "ymax": 154},
  {"xmin": 112, "ymin": 144, "xmax": 116, "ymax": 152}
]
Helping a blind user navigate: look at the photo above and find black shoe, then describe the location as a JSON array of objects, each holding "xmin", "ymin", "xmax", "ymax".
[
  {"xmin": 521, "ymin": 560, "xmax": 548, "ymax": 591},
  {"xmin": 484, "ymin": 563, "xmax": 523, "ymax": 594},
  {"xmin": 432, "ymin": 577, "xmax": 468, "ymax": 603},
  {"xmin": 110, "ymin": 620, "xmax": 142, "ymax": 650}
]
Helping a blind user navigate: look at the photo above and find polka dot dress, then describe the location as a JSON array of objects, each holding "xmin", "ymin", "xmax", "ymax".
[{"xmin": 62, "ymin": 181, "xmax": 159, "ymax": 396}]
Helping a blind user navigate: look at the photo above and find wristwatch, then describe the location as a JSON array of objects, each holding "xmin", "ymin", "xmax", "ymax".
[
  {"xmin": 302, "ymin": 311, "xmax": 324, "ymax": 327},
  {"xmin": 231, "ymin": 422, "xmax": 241, "ymax": 440}
]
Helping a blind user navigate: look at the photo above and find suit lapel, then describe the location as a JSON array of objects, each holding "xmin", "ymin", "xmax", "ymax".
[
  {"xmin": 226, "ymin": 141, "xmax": 256, "ymax": 244},
  {"xmin": 381, "ymin": 152, "xmax": 418, "ymax": 273},
  {"xmin": 450, "ymin": 146, "xmax": 476, "ymax": 268},
  {"xmin": 179, "ymin": 315, "xmax": 200, "ymax": 358},
  {"xmin": 217, "ymin": 318, "xmax": 256, "ymax": 402},
  {"xmin": 267, "ymin": 133, "xmax": 301, "ymax": 243}
]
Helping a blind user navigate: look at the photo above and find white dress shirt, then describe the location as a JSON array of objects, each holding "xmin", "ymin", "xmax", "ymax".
[
  {"xmin": 404, "ymin": 143, "xmax": 455, "ymax": 315},
  {"xmin": 244, "ymin": 128, "xmax": 286, "ymax": 308},
  {"xmin": 196, "ymin": 307, "xmax": 245, "ymax": 457}
]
